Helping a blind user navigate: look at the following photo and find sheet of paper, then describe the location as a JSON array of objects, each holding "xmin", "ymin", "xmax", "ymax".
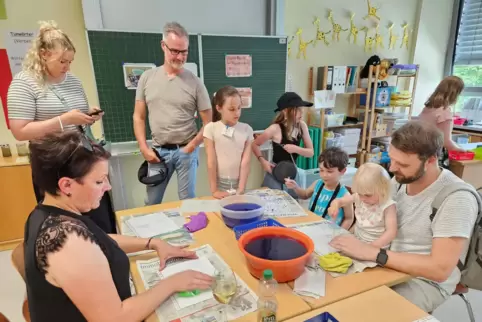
[
  {"xmin": 296, "ymin": 225, "xmax": 337, "ymax": 256},
  {"xmin": 294, "ymin": 268, "xmax": 326, "ymax": 298},
  {"xmin": 126, "ymin": 212, "xmax": 180, "ymax": 238},
  {"xmin": 181, "ymin": 200, "xmax": 221, "ymax": 213},
  {"xmin": 314, "ymin": 90, "xmax": 336, "ymax": 109},
  {"xmin": 160, "ymin": 257, "xmax": 216, "ymax": 309},
  {"xmin": 413, "ymin": 316, "xmax": 440, "ymax": 322}
]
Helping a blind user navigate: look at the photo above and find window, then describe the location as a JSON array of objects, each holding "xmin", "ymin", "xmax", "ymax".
[
  {"xmin": 452, "ymin": 0, "xmax": 482, "ymax": 115},
  {"xmin": 453, "ymin": 0, "xmax": 482, "ymax": 87}
]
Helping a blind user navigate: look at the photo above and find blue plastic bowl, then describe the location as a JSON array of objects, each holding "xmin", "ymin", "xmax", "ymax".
[{"xmin": 219, "ymin": 195, "xmax": 265, "ymax": 228}]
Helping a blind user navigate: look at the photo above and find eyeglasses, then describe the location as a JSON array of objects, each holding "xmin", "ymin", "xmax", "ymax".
[
  {"xmin": 57, "ymin": 129, "xmax": 94, "ymax": 179},
  {"xmin": 163, "ymin": 42, "xmax": 188, "ymax": 56}
]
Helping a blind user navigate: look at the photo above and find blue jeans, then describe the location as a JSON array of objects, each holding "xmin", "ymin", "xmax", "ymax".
[
  {"xmin": 262, "ymin": 172, "xmax": 299, "ymax": 199},
  {"xmin": 146, "ymin": 146, "xmax": 199, "ymax": 205}
]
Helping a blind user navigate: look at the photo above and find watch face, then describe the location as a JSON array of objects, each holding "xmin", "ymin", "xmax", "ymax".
[{"xmin": 377, "ymin": 250, "xmax": 388, "ymax": 265}]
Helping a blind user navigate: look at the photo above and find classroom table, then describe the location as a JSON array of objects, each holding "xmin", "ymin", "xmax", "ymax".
[
  {"xmin": 115, "ymin": 197, "xmax": 410, "ymax": 321},
  {"xmin": 285, "ymin": 286, "xmax": 429, "ymax": 322}
]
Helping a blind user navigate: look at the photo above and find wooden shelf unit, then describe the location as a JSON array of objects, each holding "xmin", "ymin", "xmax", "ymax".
[{"xmin": 307, "ymin": 64, "xmax": 419, "ymax": 165}]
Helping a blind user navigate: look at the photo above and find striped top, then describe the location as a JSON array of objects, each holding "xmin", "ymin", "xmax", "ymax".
[
  {"xmin": 391, "ymin": 169, "xmax": 478, "ymax": 296},
  {"xmin": 7, "ymin": 71, "xmax": 89, "ymax": 130}
]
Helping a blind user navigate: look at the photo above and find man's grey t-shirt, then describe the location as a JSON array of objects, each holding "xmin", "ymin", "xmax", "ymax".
[
  {"xmin": 391, "ymin": 169, "xmax": 478, "ymax": 296},
  {"xmin": 135, "ymin": 66, "xmax": 211, "ymax": 146}
]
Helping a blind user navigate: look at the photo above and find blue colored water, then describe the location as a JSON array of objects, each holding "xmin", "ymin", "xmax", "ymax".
[
  {"xmin": 221, "ymin": 202, "xmax": 262, "ymax": 228},
  {"xmin": 223, "ymin": 202, "xmax": 261, "ymax": 211}
]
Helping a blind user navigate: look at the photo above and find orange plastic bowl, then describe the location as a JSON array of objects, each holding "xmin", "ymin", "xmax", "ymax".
[{"xmin": 238, "ymin": 227, "xmax": 314, "ymax": 283}]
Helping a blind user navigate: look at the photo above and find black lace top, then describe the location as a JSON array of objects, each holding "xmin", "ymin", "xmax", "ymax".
[{"xmin": 24, "ymin": 204, "xmax": 131, "ymax": 322}]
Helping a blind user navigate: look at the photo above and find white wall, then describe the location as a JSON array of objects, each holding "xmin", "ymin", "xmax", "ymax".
[
  {"xmin": 284, "ymin": 0, "xmax": 418, "ymax": 101},
  {"xmin": 87, "ymin": 0, "xmax": 268, "ymax": 35},
  {"xmin": 411, "ymin": 0, "xmax": 455, "ymax": 115},
  {"xmin": 283, "ymin": 0, "xmax": 454, "ymax": 116}
]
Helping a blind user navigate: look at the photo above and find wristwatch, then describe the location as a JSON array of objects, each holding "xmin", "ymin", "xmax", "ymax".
[{"xmin": 376, "ymin": 248, "xmax": 388, "ymax": 266}]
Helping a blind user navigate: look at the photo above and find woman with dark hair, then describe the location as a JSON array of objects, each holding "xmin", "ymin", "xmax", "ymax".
[{"xmin": 25, "ymin": 131, "xmax": 213, "ymax": 322}]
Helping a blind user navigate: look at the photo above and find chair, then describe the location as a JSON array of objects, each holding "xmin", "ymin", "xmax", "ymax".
[
  {"xmin": 11, "ymin": 244, "xmax": 30, "ymax": 322},
  {"xmin": 452, "ymin": 283, "xmax": 475, "ymax": 322}
]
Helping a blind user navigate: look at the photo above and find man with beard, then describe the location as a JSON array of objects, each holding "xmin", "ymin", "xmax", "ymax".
[
  {"xmin": 133, "ymin": 22, "xmax": 212, "ymax": 204},
  {"xmin": 329, "ymin": 121, "xmax": 478, "ymax": 312}
]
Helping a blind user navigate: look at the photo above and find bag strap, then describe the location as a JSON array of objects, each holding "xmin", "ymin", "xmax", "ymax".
[
  {"xmin": 310, "ymin": 182, "xmax": 341, "ymax": 219},
  {"xmin": 310, "ymin": 182, "xmax": 324, "ymax": 213},
  {"xmin": 430, "ymin": 183, "xmax": 482, "ymax": 271}
]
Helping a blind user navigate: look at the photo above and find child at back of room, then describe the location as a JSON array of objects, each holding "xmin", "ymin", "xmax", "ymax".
[
  {"xmin": 285, "ymin": 147, "xmax": 354, "ymax": 229},
  {"xmin": 328, "ymin": 162, "xmax": 397, "ymax": 249},
  {"xmin": 203, "ymin": 86, "xmax": 254, "ymax": 199}
]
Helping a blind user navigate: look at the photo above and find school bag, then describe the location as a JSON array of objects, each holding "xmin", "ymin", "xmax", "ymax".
[
  {"xmin": 432, "ymin": 183, "xmax": 482, "ymax": 290},
  {"xmin": 399, "ymin": 182, "xmax": 482, "ymax": 290}
]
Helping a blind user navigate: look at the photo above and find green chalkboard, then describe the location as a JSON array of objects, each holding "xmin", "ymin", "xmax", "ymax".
[
  {"xmin": 87, "ymin": 31, "xmax": 199, "ymax": 142},
  {"xmin": 201, "ymin": 35, "xmax": 287, "ymax": 131}
]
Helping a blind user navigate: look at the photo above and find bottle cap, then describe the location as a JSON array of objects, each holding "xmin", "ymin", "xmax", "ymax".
[{"xmin": 263, "ymin": 269, "xmax": 273, "ymax": 280}]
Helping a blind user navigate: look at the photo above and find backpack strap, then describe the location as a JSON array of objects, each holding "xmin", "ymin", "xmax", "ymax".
[{"xmin": 430, "ymin": 182, "xmax": 482, "ymax": 271}]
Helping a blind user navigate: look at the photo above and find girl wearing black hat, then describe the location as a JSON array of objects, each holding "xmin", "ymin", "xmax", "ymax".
[{"xmin": 252, "ymin": 92, "xmax": 314, "ymax": 197}]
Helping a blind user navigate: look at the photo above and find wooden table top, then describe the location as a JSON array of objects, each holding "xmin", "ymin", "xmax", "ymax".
[
  {"xmin": 285, "ymin": 286, "xmax": 428, "ymax": 322},
  {"xmin": 0, "ymin": 154, "xmax": 30, "ymax": 168},
  {"xmin": 116, "ymin": 198, "xmax": 410, "ymax": 321}
]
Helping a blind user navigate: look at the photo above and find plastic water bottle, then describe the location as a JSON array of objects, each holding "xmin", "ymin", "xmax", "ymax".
[{"xmin": 257, "ymin": 269, "xmax": 278, "ymax": 322}]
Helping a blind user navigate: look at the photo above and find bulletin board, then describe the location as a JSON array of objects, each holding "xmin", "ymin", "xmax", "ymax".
[{"xmin": 201, "ymin": 35, "xmax": 287, "ymax": 131}]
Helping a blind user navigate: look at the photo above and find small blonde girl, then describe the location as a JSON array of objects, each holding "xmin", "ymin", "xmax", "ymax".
[{"xmin": 328, "ymin": 163, "xmax": 397, "ymax": 249}]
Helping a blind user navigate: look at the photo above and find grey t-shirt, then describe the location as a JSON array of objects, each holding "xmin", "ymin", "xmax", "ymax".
[
  {"xmin": 135, "ymin": 66, "xmax": 211, "ymax": 146},
  {"xmin": 391, "ymin": 169, "xmax": 478, "ymax": 296}
]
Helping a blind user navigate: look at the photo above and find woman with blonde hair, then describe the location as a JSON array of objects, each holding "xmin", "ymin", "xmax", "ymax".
[
  {"xmin": 252, "ymin": 92, "xmax": 314, "ymax": 196},
  {"xmin": 328, "ymin": 162, "xmax": 397, "ymax": 249},
  {"xmin": 418, "ymin": 76, "xmax": 465, "ymax": 152},
  {"xmin": 7, "ymin": 21, "xmax": 115, "ymax": 233}
]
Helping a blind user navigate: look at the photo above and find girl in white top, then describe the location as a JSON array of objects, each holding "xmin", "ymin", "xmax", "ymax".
[
  {"xmin": 203, "ymin": 86, "xmax": 254, "ymax": 199},
  {"xmin": 328, "ymin": 162, "xmax": 397, "ymax": 249}
]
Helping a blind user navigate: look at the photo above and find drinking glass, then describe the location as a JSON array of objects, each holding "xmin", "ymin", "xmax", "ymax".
[{"xmin": 212, "ymin": 268, "xmax": 238, "ymax": 305}]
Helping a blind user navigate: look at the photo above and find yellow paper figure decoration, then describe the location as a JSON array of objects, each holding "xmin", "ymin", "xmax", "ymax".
[
  {"xmin": 361, "ymin": 27, "xmax": 374, "ymax": 52},
  {"xmin": 313, "ymin": 17, "xmax": 331, "ymax": 46},
  {"xmin": 287, "ymin": 36, "xmax": 295, "ymax": 58},
  {"xmin": 328, "ymin": 10, "xmax": 348, "ymax": 42},
  {"xmin": 388, "ymin": 23, "xmax": 399, "ymax": 50},
  {"xmin": 348, "ymin": 13, "xmax": 360, "ymax": 44},
  {"xmin": 364, "ymin": 0, "xmax": 381, "ymax": 21},
  {"xmin": 296, "ymin": 28, "xmax": 313, "ymax": 59},
  {"xmin": 401, "ymin": 23, "xmax": 411, "ymax": 50},
  {"xmin": 374, "ymin": 23, "xmax": 384, "ymax": 49}
]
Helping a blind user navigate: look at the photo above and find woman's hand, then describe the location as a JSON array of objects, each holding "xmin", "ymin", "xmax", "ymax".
[
  {"xmin": 151, "ymin": 239, "xmax": 198, "ymax": 270},
  {"xmin": 61, "ymin": 109, "xmax": 94, "ymax": 126},
  {"xmin": 165, "ymin": 270, "xmax": 214, "ymax": 292},
  {"xmin": 88, "ymin": 106, "xmax": 104, "ymax": 122},
  {"xmin": 283, "ymin": 144, "xmax": 299, "ymax": 154},
  {"xmin": 261, "ymin": 158, "xmax": 275, "ymax": 174},
  {"xmin": 213, "ymin": 190, "xmax": 230, "ymax": 199}
]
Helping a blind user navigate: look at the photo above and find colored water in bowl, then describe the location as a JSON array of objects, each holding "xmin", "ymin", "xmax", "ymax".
[
  {"xmin": 223, "ymin": 202, "xmax": 262, "ymax": 211},
  {"xmin": 221, "ymin": 214, "xmax": 261, "ymax": 228},
  {"xmin": 244, "ymin": 236, "xmax": 307, "ymax": 261}
]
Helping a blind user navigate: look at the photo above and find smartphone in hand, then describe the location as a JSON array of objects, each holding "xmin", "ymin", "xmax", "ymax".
[{"xmin": 88, "ymin": 109, "xmax": 104, "ymax": 116}]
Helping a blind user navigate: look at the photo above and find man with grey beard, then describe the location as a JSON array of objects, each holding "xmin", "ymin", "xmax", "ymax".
[{"xmin": 133, "ymin": 22, "xmax": 212, "ymax": 204}]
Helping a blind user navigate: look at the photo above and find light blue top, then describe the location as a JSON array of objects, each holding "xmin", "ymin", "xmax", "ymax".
[{"xmin": 308, "ymin": 179, "xmax": 349, "ymax": 226}]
